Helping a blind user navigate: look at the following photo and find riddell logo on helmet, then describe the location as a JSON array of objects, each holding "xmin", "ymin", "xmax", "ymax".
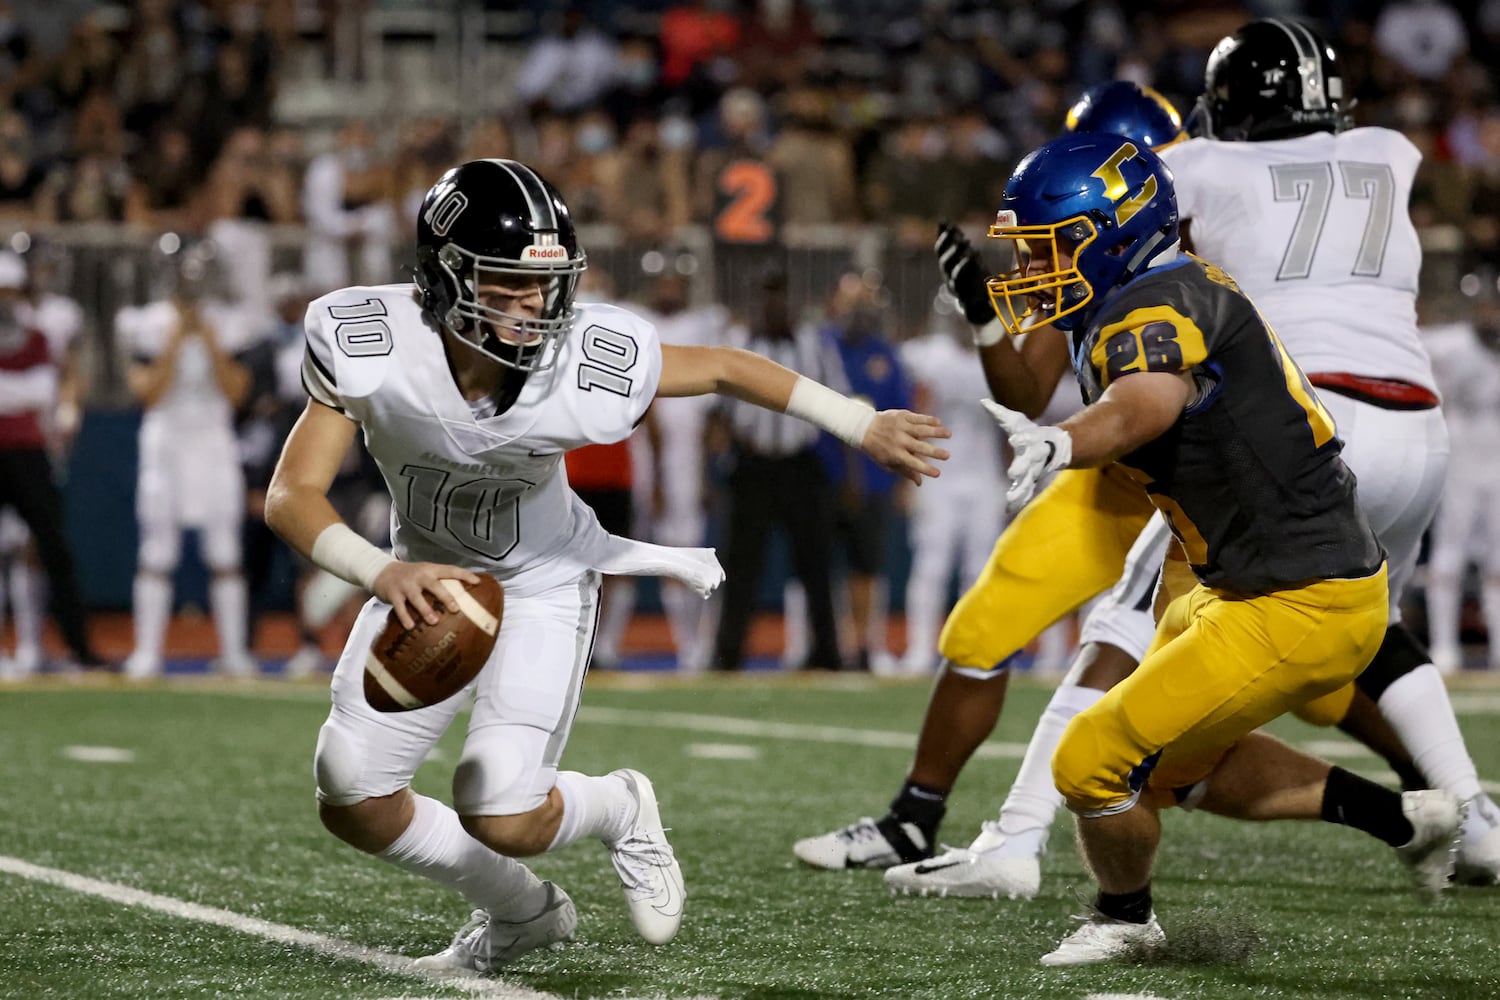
[{"xmin": 522, "ymin": 245, "xmax": 568, "ymax": 261}]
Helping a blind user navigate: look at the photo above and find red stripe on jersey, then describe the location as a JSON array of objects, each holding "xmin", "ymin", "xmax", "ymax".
[{"xmin": 1308, "ymin": 373, "xmax": 1440, "ymax": 411}]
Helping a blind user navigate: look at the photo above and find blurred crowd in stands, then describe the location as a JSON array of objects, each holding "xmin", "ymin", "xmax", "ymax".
[
  {"xmin": 0, "ymin": 1, "xmax": 1498, "ymax": 266},
  {"xmin": 4, "ymin": 0, "xmax": 1500, "ymax": 674}
]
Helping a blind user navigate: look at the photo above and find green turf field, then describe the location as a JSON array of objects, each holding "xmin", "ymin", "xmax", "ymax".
[{"xmin": 2, "ymin": 674, "xmax": 1498, "ymax": 1000}]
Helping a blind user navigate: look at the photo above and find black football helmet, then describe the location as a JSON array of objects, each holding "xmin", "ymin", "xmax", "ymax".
[
  {"xmin": 415, "ymin": 159, "xmax": 587, "ymax": 373},
  {"xmin": 1195, "ymin": 19, "xmax": 1352, "ymax": 142}
]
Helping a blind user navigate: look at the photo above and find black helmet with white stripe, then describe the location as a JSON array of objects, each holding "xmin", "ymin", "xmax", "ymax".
[
  {"xmin": 414, "ymin": 159, "xmax": 587, "ymax": 373},
  {"xmin": 1195, "ymin": 19, "xmax": 1352, "ymax": 142}
]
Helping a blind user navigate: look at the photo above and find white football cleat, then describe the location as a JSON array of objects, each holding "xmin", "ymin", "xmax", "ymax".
[
  {"xmin": 211, "ymin": 653, "xmax": 258, "ymax": 677},
  {"xmin": 1455, "ymin": 793, "xmax": 1500, "ymax": 885},
  {"xmin": 1396, "ymin": 789, "xmax": 1462, "ymax": 894},
  {"xmin": 793, "ymin": 815, "xmax": 931, "ymax": 870},
  {"xmin": 608, "ymin": 769, "xmax": 685, "ymax": 945},
  {"xmin": 1040, "ymin": 911, "xmax": 1165, "ymax": 967},
  {"xmin": 412, "ymin": 884, "xmax": 576, "ymax": 974},
  {"xmin": 122, "ymin": 652, "xmax": 161, "ymax": 681},
  {"xmin": 884, "ymin": 823, "xmax": 1041, "ymax": 899},
  {"xmin": 282, "ymin": 645, "xmax": 326, "ymax": 680}
]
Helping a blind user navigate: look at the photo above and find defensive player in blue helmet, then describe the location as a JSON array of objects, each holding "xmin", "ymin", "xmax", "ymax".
[{"xmin": 1065, "ymin": 80, "xmax": 1187, "ymax": 152}]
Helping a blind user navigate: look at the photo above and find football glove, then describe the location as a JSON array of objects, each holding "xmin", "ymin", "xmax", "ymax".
[
  {"xmin": 981, "ymin": 398, "xmax": 1072, "ymax": 511},
  {"xmin": 935, "ymin": 222, "xmax": 997, "ymax": 326}
]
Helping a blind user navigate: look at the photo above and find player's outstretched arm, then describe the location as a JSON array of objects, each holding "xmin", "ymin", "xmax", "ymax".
[
  {"xmin": 265, "ymin": 399, "xmax": 478, "ymax": 629},
  {"xmin": 656, "ymin": 343, "xmax": 951, "ymax": 485}
]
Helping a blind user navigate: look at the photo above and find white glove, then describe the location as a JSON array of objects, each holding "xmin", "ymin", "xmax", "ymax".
[{"xmin": 981, "ymin": 398, "xmax": 1073, "ymax": 511}]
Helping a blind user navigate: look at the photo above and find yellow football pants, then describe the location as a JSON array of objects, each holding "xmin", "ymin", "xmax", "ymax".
[
  {"xmin": 1159, "ymin": 553, "xmax": 1363, "ymax": 729},
  {"xmin": 1052, "ymin": 564, "xmax": 1389, "ymax": 815},
  {"xmin": 937, "ymin": 466, "xmax": 1156, "ymax": 671}
]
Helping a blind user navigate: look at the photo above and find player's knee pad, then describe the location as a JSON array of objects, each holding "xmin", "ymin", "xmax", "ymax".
[
  {"xmin": 136, "ymin": 526, "xmax": 180, "ymax": 576},
  {"xmin": 1355, "ymin": 624, "xmax": 1430, "ymax": 701},
  {"xmin": 200, "ymin": 524, "xmax": 242, "ymax": 574},
  {"xmin": 452, "ymin": 723, "xmax": 549, "ymax": 817},
  {"xmin": 1294, "ymin": 683, "xmax": 1356, "ymax": 728},
  {"xmin": 313, "ymin": 719, "xmax": 368, "ymax": 807},
  {"xmin": 1051, "ymin": 713, "xmax": 1154, "ymax": 817}
]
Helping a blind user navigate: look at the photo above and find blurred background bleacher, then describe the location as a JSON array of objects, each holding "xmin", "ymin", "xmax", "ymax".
[{"xmin": 3, "ymin": 0, "xmax": 1500, "ymax": 670}]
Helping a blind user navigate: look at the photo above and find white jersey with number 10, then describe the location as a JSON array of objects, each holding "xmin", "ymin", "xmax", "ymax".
[
  {"xmin": 1163, "ymin": 126, "xmax": 1433, "ymax": 391},
  {"xmin": 302, "ymin": 284, "xmax": 663, "ymax": 599}
]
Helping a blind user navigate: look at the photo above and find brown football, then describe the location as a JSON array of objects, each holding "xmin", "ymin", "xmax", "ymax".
[{"xmin": 363, "ymin": 574, "xmax": 504, "ymax": 713}]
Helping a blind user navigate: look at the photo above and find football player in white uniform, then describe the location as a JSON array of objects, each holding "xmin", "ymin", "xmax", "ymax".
[
  {"xmin": 0, "ymin": 241, "xmax": 84, "ymax": 677},
  {"xmin": 264, "ymin": 159, "xmax": 948, "ymax": 971},
  {"xmin": 1163, "ymin": 17, "xmax": 1500, "ymax": 881},
  {"xmin": 121, "ymin": 243, "xmax": 258, "ymax": 679},
  {"xmin": 637, "ymin": 267, "xmax": 730, "ymax": 672},
  {"xmin": 1423, "ymin": 311, "xmax": 1500, "ymax": 674},
  {"xmin": 897, "ymin": 291, "xmax": 1007, "ymax": 676}
]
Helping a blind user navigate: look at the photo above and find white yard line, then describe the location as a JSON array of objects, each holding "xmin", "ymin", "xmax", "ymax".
[
  {"xmin": 0, "ymin": 855, "xmax": 558, "ymax": 1000},
  {"xmin": 576, "ymin": 705, "xmax": 1030, "ymax": 758}
]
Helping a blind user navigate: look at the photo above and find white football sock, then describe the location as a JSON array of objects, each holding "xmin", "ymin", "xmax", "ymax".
[
  {"xmin": 1483, "ymin": 577, "xmax": 1500, "ymax": 669},
  {"xmin": 782, "ymin": 580, "xmax": 808, "ymax": 668},
  {"xmin": 549, "ymin": 771, "xmax": 637, "ymax": 850},
  {"xmin": 995, "ymin": 683, "xmax": 1106, "ymax": 857},
  {"xmin": 211, "ymin": 574, "xmax": 249, "ymax": 659},
  {"xmin": 661, "ymin": 580, "xmax": 702, "ymax": 669},
  {"xmin": 378, "ymin": 793, "xmax": 549, "ymax": 920},
  {"xmin": 593, "ymin": 579, "xmax": 636, "ymax": 666},
  {"xmin": 132, "ymin": 573, "xmax": 173, "ymax": 664},
  {"xmin": 902, "ymin": 555, "xmax": 947, "ymax": 672},
  {"xmin": 7, "ymin": 561, "xmax": 42, "ymax": 662},
  {"xmin": 1377, "ymin": 664, "xmax": 1482, "ymax": 802},
  {"xmin": 1423, "ymin": 568, "xmax": 1461, "ymax": 668}
]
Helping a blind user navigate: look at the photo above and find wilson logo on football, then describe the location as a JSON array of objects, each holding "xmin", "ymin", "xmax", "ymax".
[{"xmin": 521, "ymin": 245, "xmax": 569, "ymax": 261}]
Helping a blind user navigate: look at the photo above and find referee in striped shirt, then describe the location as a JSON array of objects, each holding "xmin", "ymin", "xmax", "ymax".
[{"xmin": 712, "ymin": 269, "xmax": 846, "ymax": 671}]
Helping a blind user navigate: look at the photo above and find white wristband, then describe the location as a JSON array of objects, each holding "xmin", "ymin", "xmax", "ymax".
[
  {"xmin": 785, "ymin": 375, "xmax": 876, "ymax": 448},
  {"xmin": 310, "ymin": 523, "xmax": 396, "ymax": 591},
  {"xmin": 972, "ymin": 318, "xmax": 1005, "ymax": 347}
]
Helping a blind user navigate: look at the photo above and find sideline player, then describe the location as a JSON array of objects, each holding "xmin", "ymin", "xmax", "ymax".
[
  {"xmin": 264, "ymin": 159, "xmax": 949, "ymax": 970},
  {"xmin": 121, "ymin": 242, "xmax": 257, "ymax": 679}
]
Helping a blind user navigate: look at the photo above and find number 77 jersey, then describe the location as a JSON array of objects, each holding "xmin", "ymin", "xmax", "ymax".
[
  {"xmin": 301, "ymin": 284, "xmax": 663, "ymax": 597},
  {"xmin": 1160, "ymin": 126, "xmax": 1434, "ymax": 392},
  {"xmin": 1070, "ymin": 254, "xmax": 1383, "ymax": 596}
]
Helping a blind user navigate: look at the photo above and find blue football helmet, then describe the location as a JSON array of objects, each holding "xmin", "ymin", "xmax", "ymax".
[
  {"xmin": 1064, "ymin": 81, "xmax": 1186, "ymax": 152},
  {"xmin": 986, "ymin": 132, "xmax": 1179, "ymax": 335}
]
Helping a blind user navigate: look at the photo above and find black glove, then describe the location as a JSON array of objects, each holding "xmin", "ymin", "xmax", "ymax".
[{"xmin": 935, "ymin": 222, "xmax": 995, "ymax": 326}]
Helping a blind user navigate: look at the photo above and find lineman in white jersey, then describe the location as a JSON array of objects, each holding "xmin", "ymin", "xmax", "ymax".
[
  {"xmin": 1423, "ymin": 314, "xmax": 1500, "ymax": 674},
  {"xmin": 0, "ymin": 245, "xmax": 84, "ymax": 676},
  {"xmin": 265, "ymin": 159, "xmax": 949, "ymax": 971},
  {"xmin": 121, "ymin": 244, "xmax": 257, "ymax": 679},
  {"xmin": 637, "ymin": 268, "xmax": 729, "ymax": 671},
  {"xmin": 1163, "ymin": 17, "xmax": 1500, "ymax": 881}
]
